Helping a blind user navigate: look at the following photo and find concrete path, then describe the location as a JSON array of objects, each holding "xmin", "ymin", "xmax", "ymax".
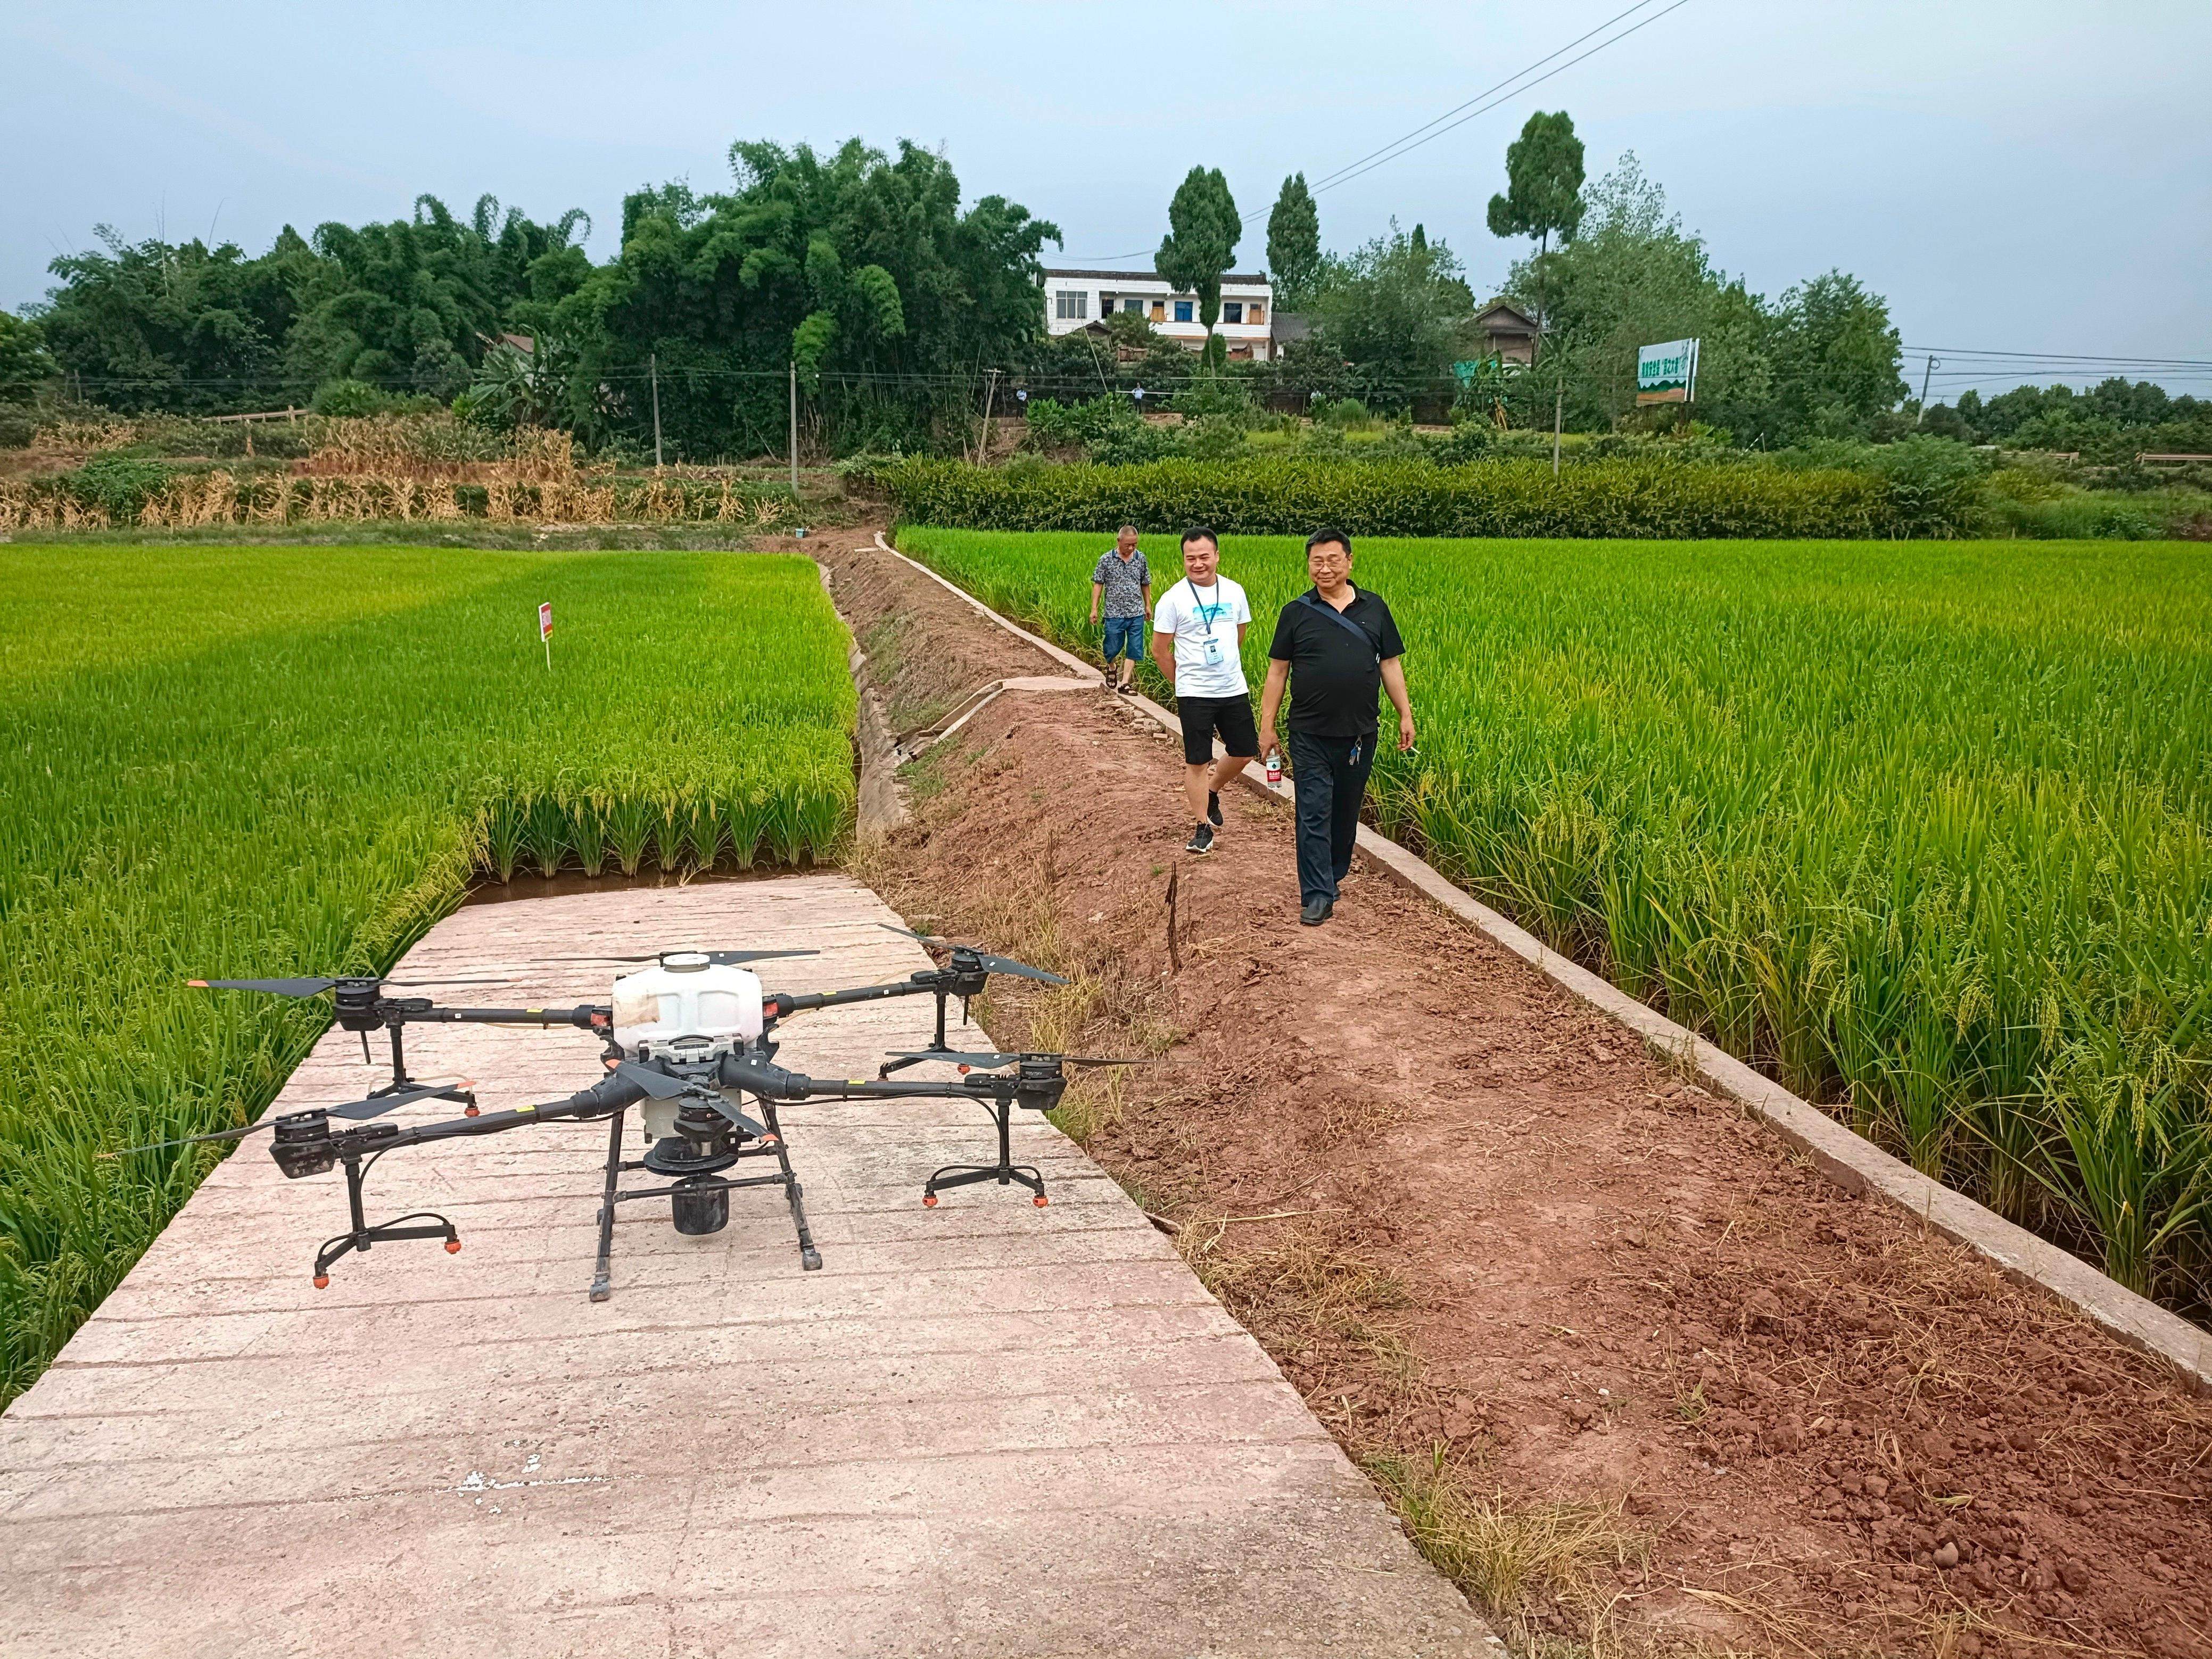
[{"xmin": 1, "ymin": 875, "xmax": 1493, "ymax": 1658}]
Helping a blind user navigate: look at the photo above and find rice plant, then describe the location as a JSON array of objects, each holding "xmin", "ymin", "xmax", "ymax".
[
  {"xmin": 902, "ymin": 526, "xmax": 2212, "ymax": 1317},
  {"xmin": 0, "ymin": 545, "xmax": 855, "ymax": 1402}
]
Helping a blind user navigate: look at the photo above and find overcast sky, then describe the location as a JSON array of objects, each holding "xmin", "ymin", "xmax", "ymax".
[{"xmin": 5, "ymin": 1, "xmax": 2208, "ymax": 398}]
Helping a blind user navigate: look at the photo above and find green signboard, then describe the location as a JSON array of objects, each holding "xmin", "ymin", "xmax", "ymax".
[{"xmin": 1636, "ymin": 337, "xmax": 1699, "ymax": 405}]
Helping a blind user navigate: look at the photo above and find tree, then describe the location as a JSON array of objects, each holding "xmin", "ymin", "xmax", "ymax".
[
  {"xmin": 1766, "ymin": 270, "xmax": 1906, "ymax": 439},
  {"xmin": 286, "ymin": 194, "xmax": 591, "ymax": 400},
  {"xmin": 1265, "ymin": 173, "xmax": 1320, "ymax": 308},
  {"xmin": 1307, "ymin": 224, "xmax": 1476, "ymax": 409},
  {"xmin": 34, "ymin": 229, "xmax": 311, "ymax": 412},
  {"xmin": 0, "ymin": 309, "xmax": 54, "ymax": 405},
  {"xmin": 1156, "ymin": 166, "xmax": 1240, "ymax": 369},
  {"xmin": 1485, "ymin": 110, "xmax": 1586, "ymax": 356},
  {"xmin": 1504, "ymin": 153, "xmax": 1770, "ymax": 436},
  {"xmin": 1503, "ymin": 152, "xmax": 1905, "ymax": 445},
  {"xmin": 554, "ymin": 137, "xmax": 1059, "ymax": 457}
]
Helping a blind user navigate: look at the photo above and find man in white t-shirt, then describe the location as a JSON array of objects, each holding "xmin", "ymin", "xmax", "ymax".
[{"xmin": 1152, "ymin": 525, "xmax": 1256, "ymax": 856}]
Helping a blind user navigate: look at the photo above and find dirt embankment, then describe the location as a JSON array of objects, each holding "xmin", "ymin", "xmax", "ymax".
[{"xmin": 813, "ymin": 531, "xmax": 2211, "ymax": 1659}]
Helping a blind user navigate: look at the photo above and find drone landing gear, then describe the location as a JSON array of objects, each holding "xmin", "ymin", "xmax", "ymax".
[
  {"xmin": 311, "ymin": 1150, "xmax": 459, "ymax": 1289},
  {"xmin": 588, "ymin": 1103, "xmax": 822, "ymax": 1303},
  {"xmin": 924, "ymin": 1097, "xmax": 1049, "ymax": 1209}
]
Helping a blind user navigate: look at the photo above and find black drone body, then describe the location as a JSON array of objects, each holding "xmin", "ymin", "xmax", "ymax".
[{"xmin": 153, "ymin": 927, "xmax": 1118, "ymax": 1300}]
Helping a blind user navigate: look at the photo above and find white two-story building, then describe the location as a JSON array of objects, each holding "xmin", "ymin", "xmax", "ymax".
[{"xmin": 1041, "ymin": 268, "xmax": 1278, "ymax": 361}]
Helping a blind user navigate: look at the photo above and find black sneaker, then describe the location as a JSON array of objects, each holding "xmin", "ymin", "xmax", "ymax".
[
  {"xmin": 1185, "ymin": 822, "xmax": 1215, "ymax": 856},
  {"xmin": 1207, "ymin": 790, "xmax": 1223, "ymax": 827},
  {"xmin": 1300, "ymin": 897, "xmax": 1333, "ymax": 927}
]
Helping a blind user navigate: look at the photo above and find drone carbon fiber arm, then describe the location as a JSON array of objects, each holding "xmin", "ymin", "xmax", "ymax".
[
  {"xmin": 386, "ymin": 1003, "xmax": 609, "ymax": 1030},
  {"xmin": 762, "ymin": 977, "xmax": 953, "ymax": 1019},
  {"xmin": 301, "ymin": 1069, "xmax": 650, "ymax": 1166},
  {"xmin": 295, "ymin": 1048, "xmax": 1066, "ymax": 1173},
  {"xmin": 715, "ymin": 1053, "xmax": 1068, "ymax": 1112}
]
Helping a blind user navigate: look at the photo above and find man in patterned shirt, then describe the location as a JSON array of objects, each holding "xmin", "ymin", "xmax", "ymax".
[{"xmin": 1089, "ymin": 524, "xmax": 1152, "ymax": 694}]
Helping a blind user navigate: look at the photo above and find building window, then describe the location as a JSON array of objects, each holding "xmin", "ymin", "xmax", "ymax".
[
  {"xmin": 1123, "ymin": 297, "xmax": 1144, "ymax": 314},
  {"xmin": 1055, "ymin": 290, "xmax": 1087, "ymax": 321},
  {"xmin": 1248, "ymin": 302, "xmax": 1265, "ymax": 324},
  {"xmin": 1150, "ymin": 301, "xmax": 1165, "ymax": 321},
  {"xmin": 1174, "ymin": 300, "xmax": 1194, "ymax": 323},
  {"xmin": 1223, "ymin": 302, "xmax": 1243, "ymax": 324}
]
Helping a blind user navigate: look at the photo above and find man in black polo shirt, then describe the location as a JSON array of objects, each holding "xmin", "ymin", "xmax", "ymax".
[{"xmin": 1257, "ymin": 527, "xmax": 1416, "ymax": 926}]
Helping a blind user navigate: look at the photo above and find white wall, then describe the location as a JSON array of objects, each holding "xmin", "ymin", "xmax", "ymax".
[{"xmin": 1042, "ymin": 274, "xmax": 1276, "ymax": 358}]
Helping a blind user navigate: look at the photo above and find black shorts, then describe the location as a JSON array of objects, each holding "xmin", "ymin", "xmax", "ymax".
[{"xmin": 1176, "ymin": 694, "xmax": 1258, "ymax": 765}]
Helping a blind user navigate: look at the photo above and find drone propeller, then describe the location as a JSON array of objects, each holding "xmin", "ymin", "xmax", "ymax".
[
  {"xmin": 189, "ymin": 975, "xmax": 505, "ymax": 998},
  {"xmin": 104, "ymin": 1079, "xmax": 475, "ymax": 1157},
  {"xmin": 876, "ymin": 925, "xmax": 1068, "ymax": 986},
  {"xmin": 611, "ymin": 1061, "xmax": 766, "ymax": 1137},
  {"xmin": 612, "ymin": 1060, "xmax": 691, "ymax": 1100},
  {"xmin": 550, "ymin": 948, "xmax": 818, "ymax": 968},
  {"xmin": 884, "ymin": 1049, "xmax": 1156, "ymax": 1071}
]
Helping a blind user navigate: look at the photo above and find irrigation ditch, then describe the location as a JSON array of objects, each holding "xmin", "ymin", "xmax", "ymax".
[{"xmin": 800, "ymin": 525, "xmax": 2212, "ymax": 1659}]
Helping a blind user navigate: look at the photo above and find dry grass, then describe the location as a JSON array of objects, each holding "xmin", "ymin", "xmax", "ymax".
[
  {"xmin": 1369, "ymin": 1449, "xmax": 1654, "ymax": 1657},
  {"xmin": 28, "ymin": 419, "xmax": 137, "ymax": 455},
  {"xmin": 0, "ymin": 412, "xmax": 807, "ymax": 532},
  {"xmin": 1179, "ymin": 1214, "xmax": 1411, "ymax": 1357}
]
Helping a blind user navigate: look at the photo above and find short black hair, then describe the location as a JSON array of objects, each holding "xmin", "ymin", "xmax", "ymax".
[
  {"xmin": 1305, "ymin": 527, "xmax": 1352, "ymax": 557},
  {"xmin": 1181, "ymin": 524, "xmax": 1218, "ymax": 550}
]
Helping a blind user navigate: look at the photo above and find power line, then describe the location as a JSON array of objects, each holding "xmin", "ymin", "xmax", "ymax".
[
  {"xmin": 1300, "ymin": 0, "xmax": 1669, "ymax": 196},
  {"xmin": 1904, "ymin": 344, "xmax": 2212, "ymax": 370},
  {"xmin": 1310, "ymin": 0, "xmax": 1695, "ymax": 199},
  {"xmin": 1058, "ymin": 0, "xmax": 1695, "ymax": 263}
]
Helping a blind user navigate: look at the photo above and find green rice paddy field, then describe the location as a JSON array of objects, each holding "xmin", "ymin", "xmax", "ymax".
[
  {"xmin": 0, "ymin": 546, "xmax": 855, "ymax": 1400},
  {"xmin": 901, "ymin": 527, "xmax": 2212, "ymax": 1317}
]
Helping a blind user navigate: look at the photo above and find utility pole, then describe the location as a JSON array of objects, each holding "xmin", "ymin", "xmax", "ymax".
[
  {"xmin": 649, "ymin": 352, "xmax": 663, "ymax": 469},
  {"xmin": 979, "ymin": 368, "xmax": 1001, "ymax": 464},
  {"xmin": 788, "ymin": 361, "xmax": 799, "ymax": 500},
  {"xmin": 1915, "ymin": 354, "xmax": 1939, "ymax": 427}
]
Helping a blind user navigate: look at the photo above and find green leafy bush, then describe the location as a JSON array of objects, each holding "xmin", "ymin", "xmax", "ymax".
[
  {"xmin": 309, "ymin": 378, "xmax": 438, "ymax": 418},
  {"xmin": 876, "ymin": 455, "xmax": 1959, "ymax": 539},
  {"xmin": 67, "ymin": 455, "xmax": 175, "ymax": 522},
  {"xmin": 1165, "ymin": 379, "xmax": 1257, "ymax": 422},
  {"xmin": 1022, "ymin": 394, "xmax": 1144, "ymax": 454},
  {"xmin": 1985, "ymin": 492, "xmax": 2159, "ymax": 540},
  {"xmin": 1184, "ymin": 415, "xmax": 1246, "ymax": 461},
  {"xmin": 1782, "ymin": 435, "xmax": 1986, "ymax": 538}
]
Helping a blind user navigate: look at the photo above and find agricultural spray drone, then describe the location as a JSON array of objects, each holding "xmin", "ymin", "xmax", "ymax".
[{"xmin": 122, "ymin": 928, "xmax": 1143, "ymax": 1301}]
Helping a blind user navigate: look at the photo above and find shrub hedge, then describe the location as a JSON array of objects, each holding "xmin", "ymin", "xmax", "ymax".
[{"xmin": 875, "ymin": 456, "xmax": 1976, "ymax": 539}]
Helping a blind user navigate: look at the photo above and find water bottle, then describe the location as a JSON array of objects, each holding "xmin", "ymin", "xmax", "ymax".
[{"xmin": 1264, "ymin": 749, "xmax": 1282, "ymax": 784}]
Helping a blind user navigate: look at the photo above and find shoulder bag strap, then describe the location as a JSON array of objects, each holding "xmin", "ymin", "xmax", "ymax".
[{"xmin": 1300, "ymin": 591, "xmax": 1381, "ymax": 663}]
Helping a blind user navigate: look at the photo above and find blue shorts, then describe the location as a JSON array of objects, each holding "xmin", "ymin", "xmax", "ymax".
[{"xmin": 1101, "ymin": 616, "xmax": 1149, "ymax": 662}]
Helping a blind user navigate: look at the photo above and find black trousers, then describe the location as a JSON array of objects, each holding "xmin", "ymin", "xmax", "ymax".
[{"xmin": 1286, "ymin": 730, "xmax": 1375, "ymax": 905}]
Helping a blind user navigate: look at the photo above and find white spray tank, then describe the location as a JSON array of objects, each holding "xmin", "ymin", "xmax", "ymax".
[{"xmin": 610, "ymin": 952, "xmax": 765, "ymax": 1141}]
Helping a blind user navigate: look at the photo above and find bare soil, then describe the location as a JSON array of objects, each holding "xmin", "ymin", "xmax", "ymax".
[{"xmin": 819, "ymin": 531, "xmax": 2212, "ymax": 1658}]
